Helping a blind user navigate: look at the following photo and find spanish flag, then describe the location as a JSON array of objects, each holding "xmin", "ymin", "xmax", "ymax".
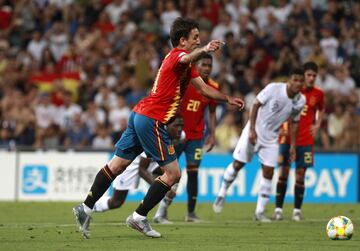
[{"xmin": 28, "ymin": 71, "xmax": 81, "ymax": 101}]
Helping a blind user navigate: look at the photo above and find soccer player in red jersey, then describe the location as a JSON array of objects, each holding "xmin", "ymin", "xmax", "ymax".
[
  {"xmin": 153, "ymin": 54, "xmax": 219, "ymax": 223},
  {"xmin": 273, "ymin": 62, "xmax": 325, "ymax": 221},
  {"xmin": 72, "ymin": 17, "xmax": 244, "ymax": 239}
]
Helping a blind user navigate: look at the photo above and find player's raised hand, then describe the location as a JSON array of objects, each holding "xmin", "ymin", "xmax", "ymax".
[
  {"xmin": 204, "ymin": 40, "xmax": 225, "ymax": 53},
  {"xmin": 226, "ymin": 96, "xmax": 245, "ymax": 110}
]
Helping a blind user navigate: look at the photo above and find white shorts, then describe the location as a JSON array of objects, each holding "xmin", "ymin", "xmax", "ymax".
[
  {"xmin": 232, "ymin": 123, "xmax": 279, "ymax": 168},
  {"xmin": 112, "ymin": 153, "xmax": 159, "ymax": 191}
]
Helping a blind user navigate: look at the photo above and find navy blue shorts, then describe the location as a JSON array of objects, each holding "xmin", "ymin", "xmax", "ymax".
[
  {"xmin": 278, "ymin": 144, "xmax": 314, "ymax": 168},
  {"xmin": 177, "ymin": 138, "xmax": 204, "ymax": 166},
  {"xmin": 115, "ymin": 112, "xmax": 177, "ymax": 166}
]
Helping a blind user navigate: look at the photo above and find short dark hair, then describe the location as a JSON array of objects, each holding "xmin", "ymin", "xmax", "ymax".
[
  {"xmin": 289, "ymin": 67, "xmax": 304, "ymax": 76},
  {"xmin": 199, "ymin": 53, "xmax": 212, "ymax": 61},
  {"xmin": 170, "ymin": 17, "xmax": 199, "ymax": 47},
  {"xmin": 303, "ymin": 61, "xmax": 318, "ymax": 72}
]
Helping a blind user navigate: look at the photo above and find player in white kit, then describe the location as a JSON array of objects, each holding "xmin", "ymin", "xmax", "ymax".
[
  {"xmin": 92, "ymin": 116, "xmax": 184, "ymax": 215},
  {"xmin": 213, "ymin": 68, "xmax": 306, "ymax": 222}
]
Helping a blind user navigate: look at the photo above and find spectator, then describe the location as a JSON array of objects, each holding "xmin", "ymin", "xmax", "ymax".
[
  {"xmin": 27, "ymin": 30, "xmax": 48, "ymax": 63},
  {"xmin": 57, "ymin": 90, "xmax": 82, "ymax": 130},
  {"xmin": 225, "ymin": 0, "xmax": 250, "ymax": 22},
  {"xmin": 210, "ymin": 10, "xmax": 239, "ymax": 41},
  {"xmin": 93, "ymin": 10, "xmax": 115, "ymax": 36},
  {"xmin": 94, "ymin": 84, "xmax": 117, "ymax": 111},
  {"xmin": 327, "ymin": 104, "xmax": 346, "ymax": 149},
  {"xmin": 347, "ymin": 43, "xmax": 360, "ymax": 87},
  {"xmin": 250, "ymin": 46, "xmax": 274, "ymax": 80},
  {"xmin": 81, "ymin": 101, "xmax": 106, "ymax": 137},
  {"xmin": 160, "ymin": 0, "xmax": 180, "ymax": 36},
  {"xmin": 0, "ymin": 126, "xmax": 14, "ymax": 149},
  {"xmin": 108, "ymin": 95, "xmax": 130, "ymax": 143},
  {"xmin": 43, "ymin": 123, "xmax": 61, "ymax": 149},
  {"xmin": 343, "ymin": 102, "xmax": 360, "ymax": 150},
  {"xmin": 215, "ymin": 112, "xmax": 240, "ymax": 153},
  {"xmin": 64, "ymin": 113, "xmax": 91, "ymax": 149},
  {"xmin": 319, "ymin": 26, "xmax": 339, "ymax": 66},
  {"xmin": 201, "ymin": 0, "xmax": 221, "ymax": 26},
  {"xmin": 253, "ymin": 0, "xmax": 274, "ymax": 30},
  {"xmin": 34, "ymin": 92, "xmax": 58, "ymax": 147},
  {"xmin": 46, "ymin": 21, "xmax": 69, "ymax": 61},
  {"xmin": 104, "ymin": 0, "xmax": 129, "ymax": 25},
  {"xmin": 139, "ymin": 9, "xmax": 162, "ymax": 39},
  {"xmin": 91, "ymin": 124, "xmax": 112, "ymax": 149}
]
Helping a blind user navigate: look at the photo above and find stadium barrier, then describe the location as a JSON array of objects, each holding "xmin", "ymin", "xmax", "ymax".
[{"xmin": 0, "ymin": 151, "xmax": 358, "ymax": 203}]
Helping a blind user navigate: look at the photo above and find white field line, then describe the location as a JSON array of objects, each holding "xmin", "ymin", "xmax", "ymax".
[{"xmin": 1, "ymin": 218, "xmax": 360, "ymax": 229}]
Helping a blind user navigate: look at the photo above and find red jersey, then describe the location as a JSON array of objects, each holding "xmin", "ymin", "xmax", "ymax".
[
  {"xmin": 134, "ymin": 48, "xmax": 199, "ymax": 124},
  {"xmin": 180, "ymin": 78, "xmax": 219, "ymax": 140},
  {"xmin": 279, "ymin": 86, "xmax": 324, "ymax": 146}
]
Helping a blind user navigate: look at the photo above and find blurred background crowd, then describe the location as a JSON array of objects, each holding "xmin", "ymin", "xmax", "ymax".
[{"xmin": 0, "ymin": 0, "xmax": 359, "ymax": 152}]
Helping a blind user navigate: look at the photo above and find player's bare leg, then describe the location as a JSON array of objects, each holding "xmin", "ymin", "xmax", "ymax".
[
  {"xmin": 126, "ymin": 159, "xmax": 180, "ymax": 238},
  {"xmin": 293, "ymin": 167, "xmax": 306, "ymax": 221},
  {"xmin": 273, "ymin": 166, "xmax": 290, "ymax": 221},
  {"xmin": 213, "ymin": 160, "xmax": 244, "ymax": 213},
  {"xmin": 93, "ymin": 189, "xmax": 128, "ymax": 212},
  {"xmin": 254, "ymin": 166, "xmax": 273, "ymax": 223}
]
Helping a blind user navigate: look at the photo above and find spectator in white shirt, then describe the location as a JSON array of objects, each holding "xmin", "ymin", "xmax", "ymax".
[
  {"xmin": 160, "ymin": 0, "xmax": 181, "ymax": 36},
  {"xmin": 108, "ymin": 95, "xmax": 131, "ymax": 142},
  {"xmin": 92, "ymin": 124, "xmax": 113, "ymax": 149},
  {"xmin": 57, "ymin": 90, "xmax": 82, "ymax": 130},
  {"xmin": 105, "ymin": 0, "xmax": 129, "ymax": 25},
  {"xmin": 253, "ymin": 0, "xmax": 275, "ymax": 30},
  {"xmin": 27, "ymin": 30, "xmax": 47, "ymax": 62},
  {"xmin": 94, "ymin": 85, "xmax": 118, "ymax": 112},
  {"xmin": 211, "ymin": 10, "xmax": 239, "ymax": 41},
  {"xmin": 319, "ymin": 27, "xmax": 339, "ymax": 65},
  {"xmin": 81, "ymin": 101, "xmax": 106, "ymax": 137},
  {"xmin": 225, "ymin": 0, "xmax": 250, "ymax": 22}
]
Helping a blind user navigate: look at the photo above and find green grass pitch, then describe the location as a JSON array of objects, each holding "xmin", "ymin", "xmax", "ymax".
[{"xmin": 0, "ymin": 202, "xmax": 359, "ymax": 251}]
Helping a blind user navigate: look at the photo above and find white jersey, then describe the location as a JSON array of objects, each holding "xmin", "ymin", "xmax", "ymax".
[
  {"xmin": 255, "ymin": 83, "xmax": 305, "ymax": 144},
  {"xmin": 113, "ymin": 152, "xmax": 158, "ymax": 190}
]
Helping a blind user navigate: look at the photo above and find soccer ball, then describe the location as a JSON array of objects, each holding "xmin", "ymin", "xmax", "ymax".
[{"xmin": 326, "ymin": 216, "xmax": 354, "ymax": 240}]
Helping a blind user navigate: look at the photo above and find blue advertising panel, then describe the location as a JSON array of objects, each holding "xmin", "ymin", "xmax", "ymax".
[{"xmin": 120, "ymin": 153, "xmax": 358, "ymax": 203}]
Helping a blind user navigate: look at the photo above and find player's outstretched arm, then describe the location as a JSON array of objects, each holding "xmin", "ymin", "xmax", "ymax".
[
  {"xmin": 249, "ymin": 99, "xmax": 262, "ymax": 145},
  {"xmin": 180, "ymin": 40, "xmax": 224, "ymax": 64},
  {"xmin": 191, "ymin": 77, "xmax": 244, "ymax": 110}
]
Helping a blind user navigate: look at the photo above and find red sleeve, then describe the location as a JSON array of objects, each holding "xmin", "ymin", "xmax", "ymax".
[{"xmin": 172, "ymin": 51, "xmax": 187, "ymax": 69}]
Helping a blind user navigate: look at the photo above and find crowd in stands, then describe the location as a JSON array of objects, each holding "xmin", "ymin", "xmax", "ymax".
[{"xmin": 0, "ymin": 0, "xmax": 359, "ymax": 152}]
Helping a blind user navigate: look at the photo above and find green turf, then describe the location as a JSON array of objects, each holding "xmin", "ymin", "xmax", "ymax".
[{"xmin": 0, "ymin": 202, "xmax": 358, "ymax": 251}]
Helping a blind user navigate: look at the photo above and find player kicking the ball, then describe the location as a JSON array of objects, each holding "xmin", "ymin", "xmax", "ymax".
[
  {"xmin": 213, "ymin": 68, "xmax": 306, "ymax": 222},
  {"xmin": 154, "ymin": 53, "xmax": 219, "ymax": 223},
  {"xmin": 73, "ymin": 17, "xmax": 244, "ymax": 239},
  {"xmin": 273, "ymin": 62, "xmax": 324, "ymax": 221}
]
